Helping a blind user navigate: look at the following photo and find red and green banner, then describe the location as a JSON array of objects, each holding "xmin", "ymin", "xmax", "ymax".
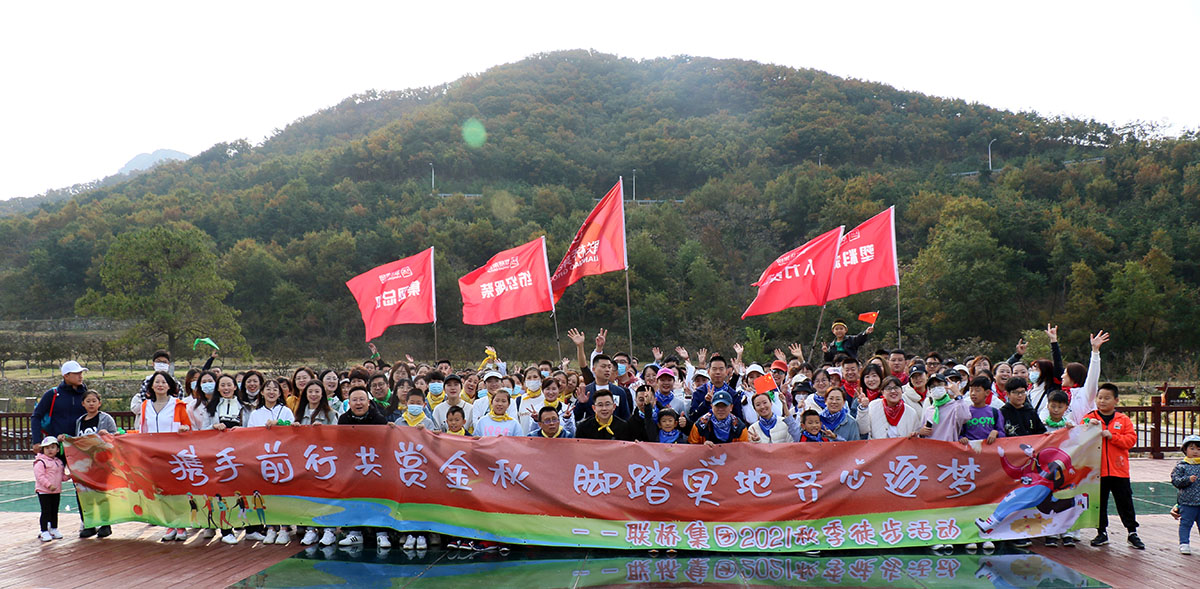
[{"xmin": 65, "ymin": 425, "xmax": 1099, "ymax": 551}]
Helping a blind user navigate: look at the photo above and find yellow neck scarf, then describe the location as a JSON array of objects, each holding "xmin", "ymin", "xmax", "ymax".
[
  {"xmin": 543, "ymin": 398, "xmax": 562, "ymax": 410},
  {"xmin": 446, "ymin": 428, "xmax": 466, "ymax": 436},
  {"xmin": 1185, "ymin": 457, "xmax": 1200, "ymax": 465},
  {"xmin": 427, "ymin": 391, "xmax": 446, "ymax": 408},
  {"xmin": 540, "ymin": 426, "xmax": 563, "ymax": 438},
  {"xmin": 402, "ymin": 411, "xmax": 426, "ymax": 427},
  {"xmin": 489, "ymin": 410, "xmax": 513, "ymax": 422},
  {"xmin": 523, "ymin": 389, "xmax": 541, "ymax": 401},
  {"xmin": 596, "ymin": 416, "xmax": 615, "ymax": 436}
]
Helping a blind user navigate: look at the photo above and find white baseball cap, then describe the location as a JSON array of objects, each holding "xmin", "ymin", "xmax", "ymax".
[
  {"xmin": 38, "ymin": 436, "xmax": 58, "ymax": 448},
  {"xmin": 745, "ymin": 364, "xmax": 765, "ymax": 377},
  {"xmin": 481, "ymin": 370, "xmax": 503, "ymax": 381},
  {"xmin": 61, "ymin": 360, "xmax": 88, "ymax": 376}
]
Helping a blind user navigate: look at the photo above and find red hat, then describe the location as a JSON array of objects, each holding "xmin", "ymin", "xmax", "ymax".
[{"xmin": 770, "ymin": 360, "xmax": 788, "ymax": 373}]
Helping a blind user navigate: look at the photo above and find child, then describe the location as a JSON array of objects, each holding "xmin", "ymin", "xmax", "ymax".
[
  {"xmin": 65, "ymin": 390, "xmax": 116, "ymax": 538},
  {"xmin": 34, "ymin": 436, "xmax": 69, "ymax": 542},
  {"xmin": 797, "ymin": 409, "xmax": 843, "ymax": 442},
  {"xmin": 425, "ymin": 371, "xmax": 447, "ymax": 409},
  {"xmin": 1083, "ymin": 383, "xmax": 1143, "ymax": 549},
  {"xmin": 395, "ymin": 389, "xmax": 434, "ymax": 429},
  {"xmin": 1172, "ymin": 435, "xmax": 1200, "ymax": 554},
  {"xmin": 1000, "ymin": 377, "xmax": 1046, "ymax": 437},
  {"xmin": 959, "ymin": 375, "xmax": 1004, "ymax": 553},
  {"xmin": 1041, "ymin": 389, "xmax": 1080, "ymax": 547},
  {"xmin": 444, "ymin": 406, "xmax": 469, "ymax": 436},
  {"xmin": 473, "ymin": 388, "xmax": 523, "ymax": 437},
  {"xmin": 921, "ymin": 372, "xmax": 970, "ymax": 442},
  {"xmin": 643, "ymin": 408, "xmax": 687, "ymax": 444}
]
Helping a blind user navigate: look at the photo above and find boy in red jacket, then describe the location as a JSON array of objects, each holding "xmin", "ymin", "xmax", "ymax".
[{"xmin": 1083, "ymin": 383, "xmax": 1143, "ymax": 549}]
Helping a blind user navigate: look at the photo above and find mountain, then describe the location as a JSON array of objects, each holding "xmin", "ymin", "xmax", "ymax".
[
  {"xmin": 117, "ymin": 149, "xmax": 191, "ymax": 175},
  {"xmin": 0, "ymin": 50, "xmax": 1196, "ymax": 370}
]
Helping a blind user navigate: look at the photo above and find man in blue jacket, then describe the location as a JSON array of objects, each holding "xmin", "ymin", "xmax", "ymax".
[
  {"xmin": 574, "ymin": 354, "xmax": 634, "ymax": 422},
  {"xmin": 31, "ymin": 361, "xmax": 90, "ymax": 446}
]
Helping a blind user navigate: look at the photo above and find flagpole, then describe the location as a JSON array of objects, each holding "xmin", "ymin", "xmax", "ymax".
[
  {"xmin": 895, "ymin": 285, "xmax": 903, "ymax": 349},
  {"xmin": 553, "ymin": 311, "xmax": 563, "ymax": 361},
  {"xmin": 811, "ymin": 305, "xmax": 826, "ymax": 353},
  {"xmin": 433, "ymin": 321, "xmax": 439, "ymax": 360},
  {"xmin": 624, "ymin": 268, "xmax": 634, "ymax": 359}
]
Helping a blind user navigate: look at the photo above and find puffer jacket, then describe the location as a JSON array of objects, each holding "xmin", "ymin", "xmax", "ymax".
[
  {"xmin": 1082, "ymin": 410, "xmax": 1136, "ymax": 478},
  {"xmin": 34, "ymin": 453, "xmax": 68, "ymax": 494},
  {"xmin": 1171, "ymin": 460, "xmax": 1200, "ymax": 506}
]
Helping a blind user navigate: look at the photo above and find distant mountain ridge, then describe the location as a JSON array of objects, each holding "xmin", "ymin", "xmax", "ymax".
[
  {"xmin": 117, "ymin": 149, "xmax": 190, "ymax": 174},
  {"xmin": 0, "ymin": 149, "xmax": 190, "ymax": 216}
]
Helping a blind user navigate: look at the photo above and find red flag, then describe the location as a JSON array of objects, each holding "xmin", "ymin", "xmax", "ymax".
[
  {"xmin": 858, "ymin": 311, "xmax": 879, "ymax": 325},
  {"xmin": 459, "ymin": 237, "xmax": 555, "ymax": 325},
  {"xmin": 551, "ymin": 179, "xmax": 628, "ymax": 302},
  {"xmin": 742, "ymin": 226, "xmax": 844, "ymax": 319},
  {"xmin": 345, "ymin": 247, "xmax": 436, "ymax": 341},
  {"xmin": 825, "ymin": 206, "xmax": 899, "ymax": 302}
]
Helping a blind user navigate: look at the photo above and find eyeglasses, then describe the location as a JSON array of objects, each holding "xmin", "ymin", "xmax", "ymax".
[{"xmin": 883, "ymin": 385, "xmax": 902, "ymax": 392}]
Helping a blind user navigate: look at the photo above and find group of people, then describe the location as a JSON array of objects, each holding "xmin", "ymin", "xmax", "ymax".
[{"xmin": 28, "ymin": 321, "xmax": 1200, "ymax": 556}]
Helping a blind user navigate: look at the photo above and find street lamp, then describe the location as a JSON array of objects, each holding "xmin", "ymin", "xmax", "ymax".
[
  {"xmin": 429, "ymin": 162, "xmax": 435, "ymax": 193},
  {"xmin": 632, "ymin": 169, "xmax": 637, "ymax": 201},
  {"xmin": 988, "ymin": 139, "xmax": 997, "ymax": 171}
]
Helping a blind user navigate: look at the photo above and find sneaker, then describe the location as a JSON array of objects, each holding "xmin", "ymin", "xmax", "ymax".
[
  {"xmin": 320, "ymin": 530, "xmax": 337, "ymax": 546},
  {"xmin": 974, "ymin": 517, "xmax": 995, "ymax": 535},
  {"xmin": 459, "ymin": 541, "xmax": 477, "ymax": 551},
  {"xmin": 275, "ymin": 530, "xmax": 290, "ymax": 544},
  {"xmin": 244, "ymin": 531, "xmax": 266, "ymax": 542},
  {"xmin": 301, "ymin": 529, "xmax": 318, "ymax": 545},
  {"xmin": 377, "ymin": 532, "xmax": 392, "ymax": 549},
  {"xmin": 1091, "ymin": 532, "xmax": 1109, "ymax": 546},
  {"xmin": 1062, "ymin": 535, "xmax": 1077, "ymax": 547},
  {"xmin": 966, "ymin": 543, "xmax": 978, "ymax": 553},
  {"xmin": 1013, "ymin": 538, "xmax": 1032, "ymax": 548},
  {"xmin": 161, "ymin": 528, "xmax": 178, "ymax": 542},
  {"xmin": 982, "ymin": 540, "xmax": 996, "ymax": 553},
  {"xmin": 403, "ymin": 535, "xmax": 416, "ymax": 550},
  {"xmin": 446, "ymin": 539, "xmax": 461, "ymax": 550},
  {"xmin": 416, "ymin": 536, "xmax": 427, "ymax": 550},
  {"xmin": 175, "ymin": 529, "xmax": 188, "ymax": 541},
  {"xmin": 98, "ymin": 525, "xmax": 112, "ymax": 538},
  {"xmin": 1128, "ymin": 533, "xmax": 1145, "ymax": 550},
  {"xmin": 221, "ymin": 533, "xmax": 240, "ymax": 544},
  {"xmin": 39, "ymin": 531, "xmax": 53, "ymax": 542},
  {"xmin": 1182, "ymin": 544, "xmax": 1192, "ymax": 555},
  {"xmin": 1044, "ymin": 536, "xmax": 1058, "ymax": 546},
  {"xmin": 338, "ymin": 531, "xmax": 363, "ymax": 546},
  {"xmin": 474, "ymin": 541, "xmax": 498, "ymax": 553},
  {"xmin": 79, "ymin": 527, "xmax": 98, "ymax": 539}
]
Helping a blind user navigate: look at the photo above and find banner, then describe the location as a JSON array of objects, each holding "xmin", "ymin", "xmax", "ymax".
[
  {"xmin": 458, "ymin": 237, "xmax": 554, "ymax": 325},
  {"xmin": 551, "ymin": 179, "xmax": 628, "ymax": 302},
  {"xmin": 825, "ymin": 206, "xmax": 899, "ymax": 302},
  {"xmin": 65, "ymin": 426, "xmax": 1099, "ymax": 552},
  {"xmin": 743, "ymin": 226, "xmax": 844, "ymax": 318},
  {"xmin": 345, "ymin": 247, "xmax": 436, "ymax": 341}
]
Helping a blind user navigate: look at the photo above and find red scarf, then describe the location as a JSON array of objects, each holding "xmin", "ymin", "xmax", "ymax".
[
  {"xmin": 862, "ymin": 386, "xmax": 881, "ymax": 402},
  {"xmin": 883, "ymin": 400, "xmax": 905, "ymax": 426},
  {"xmin": 991, "ymin": 383, "xmax": 1006, "ymax": 403},
  {"xmin": 843, "ymin": 381, "xmax": 859, "ymax": 398}
]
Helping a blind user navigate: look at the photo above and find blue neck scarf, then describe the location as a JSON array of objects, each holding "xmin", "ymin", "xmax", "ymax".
[
  {"xmin": 758, "ymin": 414, "xmax": 778, "ymax": 437},
  {"xmin": 659, "ymin": 429, "xmax": 681, "ymax": 444},
  {"xmin": 820, "ymin": 407, "xmax": 848, "ymax": 432},
  {"xmin": 655, "ymin": 391, "xmax": 675, "ymax": 409},
  {"xmin": 711, "ymin": 414, "xmax": 734, "ymax": 441},
  {"xmin": 812, "ymin": 394, "xmax": 827, "ymax": 410},
  {"xmin": 800, "ymin": 429, "xmax": 825, "ymax": 443}
]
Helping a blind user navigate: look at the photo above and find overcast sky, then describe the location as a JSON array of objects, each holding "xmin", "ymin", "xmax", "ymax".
[{"xmin": 1, "ymin": 0, "xmax": 1196, "ymax": 201}]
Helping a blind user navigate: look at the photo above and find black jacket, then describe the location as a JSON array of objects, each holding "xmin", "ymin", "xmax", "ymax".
[
  {"xmin": 576, "ymin": 415, "xmax": 638, "ymax": 441},
  {"xmin": 1000, "ymin": 403, "xmax": 1047, "ymax": 437}
]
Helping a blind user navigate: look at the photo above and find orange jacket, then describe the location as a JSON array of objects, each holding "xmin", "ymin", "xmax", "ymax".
[{"xmin": 1083, "ymin": 410, "xmax": 1135, "ymax": 478}]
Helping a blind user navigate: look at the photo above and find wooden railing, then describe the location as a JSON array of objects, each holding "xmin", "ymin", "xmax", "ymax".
[
  {"xmin": 0, "ymin": 411, "xmax": 137, "ymax": 459},
  {"xmin": 1119, "ymin": 397, "xmax": 1199, "ymax": 458}
]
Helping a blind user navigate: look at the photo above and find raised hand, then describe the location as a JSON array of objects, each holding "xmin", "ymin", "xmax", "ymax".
[
  {"xmin": 595, "ymin": 328, "xmax": 608, "ymax": 351},
  {"xmin": 697, "ymin": 348, "xmax": 708, "ymax": 365},
  {"xmin": 368, "ymin": 342, "xmax": 378, "ymax": 354},
  {"xmin": 677, "ymin": 415, "xmax": 687, "ymax": 429},
  {"xmin": 821, "ymin": 341, "xmax": 829, "ymax": 353},
  {"xmin": 568, "ymin": 328, "xmax": 585, "ymax": 347},
  {"xmin": 1015, "ymin": 338, "xmax": 1027, "ymax": 355},
  {"xmin": 406, "ymin": 354, "xmax": 415, "ymax": 364},
  {"xmin": 732, "ymin": 343, "xmax": 744, "ymax": 358},
  {"xmin": 789, "ymin": 342, "xmax": 805, "ymax": 360},
  {"xmin": 675, "ymin": 346, "xmax": 689, "ymax": 361},
  {"xmin": 773, "ymin": 348, "xmax": 786, "ymax": 363},
  {"xmin": 1045, "ymin": 324, "xmax": 1058, "ymax": 343},
  {"xmin": 1090, "ymin": 330, "xmax": 1110, "ymax": 351},
  {"xmin": 560, "ymin": 357, "xmax": 570, "ymax": 369},
  {"xmin": 652, "ymin": 347, "xmax": 663, "ymax": 362},
  {"xmin": 748, "ymin": 430, "xmax": 761, "ymax": 442},
  {"xmin": 865, "ymin": 325, "xmax": 875, "ymax": 334}
]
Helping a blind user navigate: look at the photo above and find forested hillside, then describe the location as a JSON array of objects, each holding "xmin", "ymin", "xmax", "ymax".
[{"xmin": 1, "ymin": 50, "xmax": 1198, "ymax": 375}]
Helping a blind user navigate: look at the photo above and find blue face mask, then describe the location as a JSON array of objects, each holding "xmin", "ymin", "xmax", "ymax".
[
  {"xmin": 478, "ymin": 389, "xmax": 488, "ymax": 399},
  {"xmin": 617, "ymin": 363, "xmax": 628, "ymax": 376},
  {"xmin": 407, "ymin": 404, "xmax": 424, "ymax": 416},
  {"xmin": 513, "ymin": 384, "xmax": 523, "ymax": 395},
  {"xmin": 540, "ymin": 370, "xmax": 551, "ymax": 378},
  {"xmin": 1029, "ymin": 370, "xmax": 1040, "ymax": 384},
  {"xmin": 428, "ymin": 382, "xmax": 444, "ymax": 394},
  {"xmin": 201, "ymin": 381, "xmax": 216, "ymax": 394}
]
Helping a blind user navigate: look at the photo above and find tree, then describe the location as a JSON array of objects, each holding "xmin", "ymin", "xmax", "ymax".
[{"xmin": 75, "ymin": 225, "xmax": 246, "ymax": 360}]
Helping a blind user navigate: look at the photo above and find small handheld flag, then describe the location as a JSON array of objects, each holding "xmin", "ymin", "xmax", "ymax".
[
  {"xmin": 192, "ymin": 338, "xmax": 220, "ymax": 351},
  {"xmin": 857, "ymin": 311, "xmax": 879, "ymax": 325}
]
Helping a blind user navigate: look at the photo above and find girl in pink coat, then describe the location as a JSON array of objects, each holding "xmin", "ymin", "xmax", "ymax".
[{"xmin": 34, "ymin": 437, "xmax": 70, "ymax": 542}]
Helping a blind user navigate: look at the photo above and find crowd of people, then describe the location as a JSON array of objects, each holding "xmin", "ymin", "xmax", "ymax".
[{"xmin": 27, "ymin": 322, "xmax": 1200, "ymax": 556}]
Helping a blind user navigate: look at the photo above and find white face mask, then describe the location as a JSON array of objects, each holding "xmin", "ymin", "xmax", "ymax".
[
  {"xmin": 526, "ymin": 379, "xmax": 542, "ymax": 392},
  {"xmin": 154, "ymin": 362, "xmax": 170, "ymax": 373}
]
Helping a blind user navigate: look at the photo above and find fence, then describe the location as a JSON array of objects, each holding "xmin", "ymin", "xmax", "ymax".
[
  {"xmin": 1121, "ymin": 397, "xmax": 1200, "ymax": 458},
  {"xmin": 0, "ymin": 411, "xmax": 136, "ymax": 459}
]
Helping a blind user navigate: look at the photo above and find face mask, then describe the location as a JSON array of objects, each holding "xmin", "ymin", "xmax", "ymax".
[
  {"xmin": 513, "ymin": 384, "xmax": 523, "ymax": 395},
  {"xmin": 189, "ymin": 381, "xmax": 198, "ymax": 390},
  {"xmin": 478, "ymin": 390, "xmax": 488, "ymax": 399},
  {"xmin": 617, "ymin": 364, "xmax": 627, "ymax": 376},
  {"xmin": 526, "ymin": 379, "xmax": 542, "ymax": 392},
  {"xmin": 929, "ymin": 386, "xmax": 947, "ymax": 400},
  {"xmin": 428, "ymin": 382, "xmax": 444, "ymax": 394},
  {"xmin": 407, "ymin": 404, "xmax": 424, "ymax": 416},
  {"xmin": 540, "ymin": 370, "xmax": 550, "ymax": 378},
  {"xmin": 1028, "ymin": 370, "xmax": 1040, "ymax": 384},
  {"xmin": 201, "ymin": 382, "xmax": 216, "ymax": 394},
  {"xmin": 154, "ymin": 362, "xmax": 170, "ymax": 373}
]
